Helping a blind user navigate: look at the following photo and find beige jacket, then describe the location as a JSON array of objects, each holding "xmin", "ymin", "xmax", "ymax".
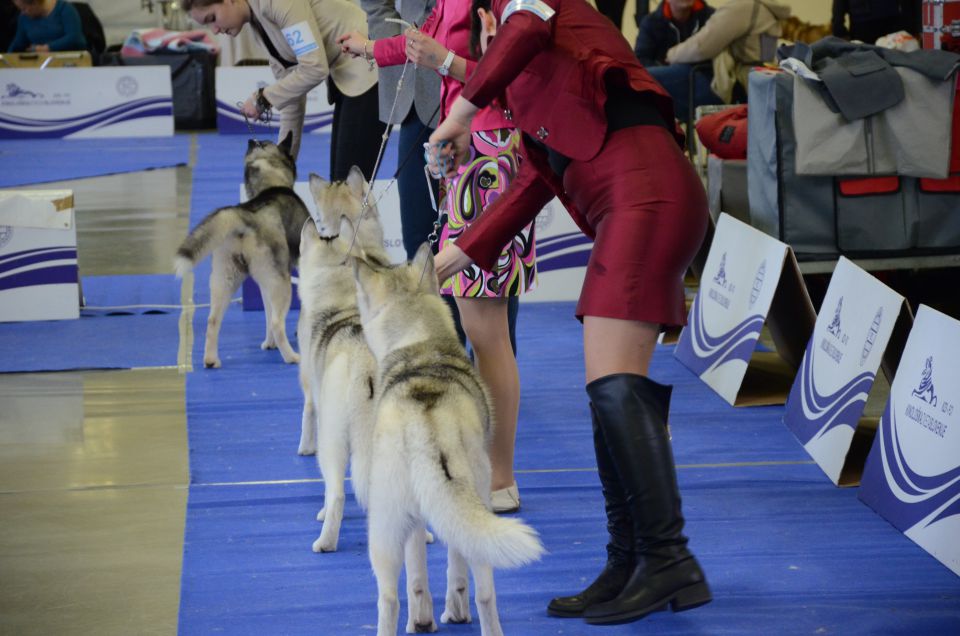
[
  {"xmin": 249, "ymin": 0, "xmax": 378, "ymax": 155},
  {"xmin": 666, "ymin": 0, "xmax": 790, "ymax": 102}
]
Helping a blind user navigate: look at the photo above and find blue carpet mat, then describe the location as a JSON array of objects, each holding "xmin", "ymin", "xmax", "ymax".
[
  {"xmin": 0, "ymin": 136, "xmax": 190, "ymax": 187},
  {"xmin": 179, "ymin": 301, "xmax": 960, "ymax": 635}
]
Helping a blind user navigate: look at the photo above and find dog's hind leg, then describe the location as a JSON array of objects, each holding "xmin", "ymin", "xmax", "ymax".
[
  {"xmin": 368, "ymin": 515, "xmax": 406, "ymax": 636},
  {"xmin": 204, "ymin": 255, "xmax": 244, "ymax": 369},
  {"xmin": 258, "ymin": 269, "xmax": 299, "ymax": 364},
  {"xmin": 312, "ymin": 398, "xmax": 347, "ymax": 552},
  {"xmin": 404, "ymin": 525, "xmax": 437, "ymax": 633},
  {"xmin": 440, "ymin": 547, "xmax": 471, "ymax": 625},
  {"xmin": 471, "ymin": 562, "xmax": 503, "ymax": 636},
  {"xmin": 297, "ymin": 368, "xmax": 317, "ymax": 455}
]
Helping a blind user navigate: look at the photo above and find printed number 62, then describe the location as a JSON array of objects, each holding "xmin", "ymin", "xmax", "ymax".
[{"xmin": 285, "ymin": 30, "xmax": 303, "ymax": 47}]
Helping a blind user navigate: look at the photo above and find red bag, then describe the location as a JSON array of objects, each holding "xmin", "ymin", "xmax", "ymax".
[{"xmin": 695, "ymin": 105, "xmax": 749, "ymax": 160}]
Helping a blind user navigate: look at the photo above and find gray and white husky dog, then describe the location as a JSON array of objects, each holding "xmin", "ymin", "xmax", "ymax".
[
  {"xmin": 295, "ymin": 166, "xmax": 388, "ymax": 552},
  {"xmin": 353, "ymin": 243, "xmax": 545, "ymax": 636},
  {"xmin": 174, "ymin": 133, "xmax": 308, "ymax": 368}
]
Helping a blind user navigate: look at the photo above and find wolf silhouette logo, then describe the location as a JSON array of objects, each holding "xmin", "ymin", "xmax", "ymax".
[
  {"xmin": 827, "ymin": 297, "xmax": 843, "ymax": 338},
  {"xmin": 911, "ymin": 356, "xmax": 938, "ymax": 407}
]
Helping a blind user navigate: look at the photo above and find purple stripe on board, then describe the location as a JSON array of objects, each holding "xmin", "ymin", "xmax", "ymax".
[
  {"xmin": 0, "ymin": 246, "xmax": 73, "ymax": 266},
  {"xmin": 0, "ymin": 265, "xmax": 78, "ymax": 291},
  {"xmin": 0, "ymin": 249, "xmax": 77, "ymax": 275}
]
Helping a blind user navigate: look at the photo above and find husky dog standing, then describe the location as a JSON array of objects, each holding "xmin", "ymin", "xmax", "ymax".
[
  {"xmin": 295, "ymin": 166, "xmax": 388, "ymax": 552},
  {"xmin": 354, "ymin": 243, "xmax": 545, "ymax": 636},
  {"xmin": 174, "ymin": 133, "xmax": 308, "ymax": 368}
]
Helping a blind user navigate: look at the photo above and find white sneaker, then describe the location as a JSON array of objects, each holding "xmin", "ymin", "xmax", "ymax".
[{"xmin": 491, "ymin": 481, "xmax": 520, "ymax": 513}]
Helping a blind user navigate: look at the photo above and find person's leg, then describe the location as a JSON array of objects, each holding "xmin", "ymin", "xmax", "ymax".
[
  {"xmin": 455, "ymin": 296, "xmax": 519, "ymax": 495},
  {"xmin": 646, "ymin": 64, "xmax": 696, "ymax": 121},
  {"xmin": 331, "ymin": 84, "xmax": 388, "ymax": 182},
  {"xmin": 328, "ymin": 87, "xmax": 343, "ymax": 182}
]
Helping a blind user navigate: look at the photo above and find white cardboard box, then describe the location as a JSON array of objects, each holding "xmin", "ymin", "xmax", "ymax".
[{"xmin": 0, "ymin": 190, "xmax": 79, "ymax": 322}]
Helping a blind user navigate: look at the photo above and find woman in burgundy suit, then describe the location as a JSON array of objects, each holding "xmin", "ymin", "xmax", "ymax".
[{"xmin": 428, "ymin": 0, "xmax": 711, "ymax": 625}]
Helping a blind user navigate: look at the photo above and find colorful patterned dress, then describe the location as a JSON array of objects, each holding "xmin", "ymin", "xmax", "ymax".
[{"xmin": 439, "ymin": 128, "xmax": 537, "ymax": 297}]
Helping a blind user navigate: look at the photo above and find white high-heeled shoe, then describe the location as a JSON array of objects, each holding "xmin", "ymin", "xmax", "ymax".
[{"xmin": 491, "ymin": 481, "xmax": 520, "ymax": 513}]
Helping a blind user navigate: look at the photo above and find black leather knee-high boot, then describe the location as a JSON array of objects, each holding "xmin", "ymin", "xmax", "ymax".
[
  {"xmin": 582, "ymin": 373, "xmax": 711, "ymax": 625},
  {"xmin": 546, "ymin": 401, "xmax": 635, "ymax": 617}
]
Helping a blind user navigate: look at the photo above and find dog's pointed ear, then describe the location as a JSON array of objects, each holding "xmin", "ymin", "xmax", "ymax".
[
  {"xmin": 278, "ymin": 131, "xmax": 294, "ymax": 157},
  {"xmin": 412, "ymin": 242, "xmax": 439, "ymax": 295},
  {"xmin": 301, "ymin": 216, "xmax": 319, "ymax": 243},
  {"xmin": 308, "ymin": 172, "xmax": 329, "ymax": 199},
  {"xmin": 346, "ymin": 165, "xmax": 367, "ymax": 198}
]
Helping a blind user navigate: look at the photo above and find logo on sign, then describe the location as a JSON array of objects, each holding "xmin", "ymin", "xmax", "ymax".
[
  {"xmin": 0, "ymin": 225, "xmax": 12, "ymax": 249},
  {"xmin": 116, "ymin": 76, "xmax": 139, "ymax": 97},
  {"xmin": 534, "ymin": 202, "xmax": 555, "ymax": 232},
  {"xmin": 827, "ymin": 297, "xmax": 843, "ymax": 338},
  {"xmin": 3, "ymin": 83, "xmax": 42, "ymax": 99},
  {"xmin": 911, "ymin": 356, "xmax": 939, "ymax": 407},
  {"xmin": 713, "ymin": 252, "xmax": 727, "ymax": 287}
]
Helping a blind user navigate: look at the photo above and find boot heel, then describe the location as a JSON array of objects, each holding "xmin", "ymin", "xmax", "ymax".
[{"xmin": 670, "ymin": 581, "xmax": 712, "ymax": 612}]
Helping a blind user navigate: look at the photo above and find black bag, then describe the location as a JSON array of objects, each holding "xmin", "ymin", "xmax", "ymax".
[
  {"xmin": 71, "ymin": 2, "xmax": 106, "ymax": 63},
  {"xmin": 100, "ymin": 51, "xmax": 217, "ymax": 130}
]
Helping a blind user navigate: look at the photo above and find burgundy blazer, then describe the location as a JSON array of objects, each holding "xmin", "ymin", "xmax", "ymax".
[{"xmin": 453, "ymin": 0, "xmax": 683, "ymax": 270}]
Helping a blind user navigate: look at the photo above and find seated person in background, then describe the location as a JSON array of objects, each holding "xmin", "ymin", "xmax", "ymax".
[
  {"xmin": 8, "ymin": 0, "xmax": 86, "ymax": 52},
  {"xmin": 637, "ymin": 0, "xmax": 717, "ymax": 121},
  {"xmin": 831, "ymin": 0, "xmax": 921, "ymax": 44},
  {"xmin": 665, "ymin": 0, "xmax": 790, "ymax": 108},
  {"xmin": 1, "ymin": 0, "xmax": 18, "ymax": 51}
]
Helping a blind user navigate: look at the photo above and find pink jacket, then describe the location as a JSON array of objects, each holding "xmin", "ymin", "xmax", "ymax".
[{"xmin": 372, "ymin": 0, "xmax": 511, "ymax": 132}]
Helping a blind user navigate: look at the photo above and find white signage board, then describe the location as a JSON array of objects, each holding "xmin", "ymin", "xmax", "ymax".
[
  {"xmin": 0, "ymin": 68, "xmax": 173, "ymax": 138},
  {"xmin": 783, "ymin": 257, "xmax": 909, "ymax": 485},
  {"xmin": 859, "ymin": 304, "xmax": 960, "ymax": 576},
  {"xmin": 523, "ymin": 197, "xmax": 591, "ymax": 303},
  {"xmin": 0, "ymin": 190, "xmax": 79, "ymax": 321},
  {"xmin": 675, "ymin": 213, "xmax": 812, "ymax": 406},
  {"xmin": 215, "ymin": 67, "xmax": 333, "ymax": 135}
]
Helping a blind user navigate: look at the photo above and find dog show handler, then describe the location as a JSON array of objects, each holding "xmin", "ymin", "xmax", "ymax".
[
  {"xmin": 429, "ymin": 0, "xmax": 712, "ymax": 625},
  {"xmin": 184, "ymin": 0, "xmax": 386, "ymax": 179}
]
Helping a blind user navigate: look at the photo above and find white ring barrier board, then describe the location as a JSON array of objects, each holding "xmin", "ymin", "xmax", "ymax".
[
  {"xmin": 0, "ymin": 190, "xmax": 79, "ymax": 322},
  {"xmin": 523, "ymin": 198, "xmax": 591, "ymax": 303},
  {"xmin": 675, "ymin": 213, "xmax": 815, "ymax": 406},
  {"xmin": 858, "ymin": 304, "xmax": 960, "ymax": 577},
  {"xmin": 783, "ymin": 257, "xmax": 913, "ymax": 486},
  {"xmin": 0, "ymin": 68, "xmax": 173, "ymax": 138},
  {"xmin": 216, "ymin": 67, "xmax": 333, "ymax": 135}
]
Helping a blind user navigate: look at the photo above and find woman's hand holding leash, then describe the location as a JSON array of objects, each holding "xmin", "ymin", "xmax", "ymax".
[
  {"xmin": 434, "ymin": 244, "xmax": 474, "ymax": 284},
  {"xmin": 426, "ymin": 96, "xmax": 478, "ymax": 178},
  {"xmin": 403, "ymin": 29, "xmax": 447, "ymax": 70}
]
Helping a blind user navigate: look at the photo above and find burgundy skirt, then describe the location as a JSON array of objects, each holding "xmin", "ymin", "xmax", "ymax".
[{"xmin": 565, "ymin": 125, "xmax": 708, "ymax": 326}]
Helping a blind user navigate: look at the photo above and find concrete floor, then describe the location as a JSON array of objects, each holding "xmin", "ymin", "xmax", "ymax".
[{"xmin": 0, "ymin": 158, "xmax": 194, "ymax": 636}]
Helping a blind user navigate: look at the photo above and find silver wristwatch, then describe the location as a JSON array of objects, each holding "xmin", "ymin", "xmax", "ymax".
[{"xmin": 437, "ymin": 50, "xmax": 455, "ymax": 77}]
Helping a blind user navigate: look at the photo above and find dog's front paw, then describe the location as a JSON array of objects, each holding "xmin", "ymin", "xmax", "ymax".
[
  {"xmin": 297, "ymin": 441, "xmax": 316, "ymax": 456},
  {"xmin": 261, "ymin": 339, "xmax": 277, "ymax": 350},
  {"xmin": 312, "ymin": 534, "xmax": 338, "ymax": 553},
  {"xmin": 283, "ymin": 352, "xmax": 301, "ymax": 364},
  {"xmin": 440, "ymin": 604, "xmax": 471, "ymax": 625},
  {"xmin": 203, "ymin": 356, "xmax": 221, "ymax": 369},
  {"xmin": 405, "ymin": 619, "xmax": 437, "ymax": 633}
]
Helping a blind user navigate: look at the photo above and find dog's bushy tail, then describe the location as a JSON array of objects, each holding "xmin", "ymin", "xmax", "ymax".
[
  {"xmin": 406, "ymin": 418, "xmax": 544, "ymax": 569},
  {"xmin": 173, "ymin": 207, "xmax": 246, "ymax": 278}
]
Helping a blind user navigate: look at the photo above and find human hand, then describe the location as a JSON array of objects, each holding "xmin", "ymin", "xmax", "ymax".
[
  {"xmin": 337, "ymin": 31, "xmax": 370, "ymax": 59},
  {"xmin": 241, "ymin": 93, "xmax": 261, "ymax": 119},
  {"xmin": 435, "ymin": 244, "xmax": 474, "ymax": 283},
  {"xmin": 425, "ymin": 99, "xmax": 475, "ymax": 177},
  {"xmin": 31, "ymin": 44, "xmax": 51, "ymax": 53},
  {"xmin": 404, "ymin": 28, "xmax": 447, "ymax": 70}
]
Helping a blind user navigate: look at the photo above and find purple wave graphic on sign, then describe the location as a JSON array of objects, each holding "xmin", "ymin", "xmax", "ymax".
[
  {"xmin": 783, "ymin": 338, "xmax": 876, "ymax": 445},
  {"xmin": 0, "ymin": 98, "xmax": 172, "ymax": 138},
  {"xmin": 675, "ymin": 291, "xmax": 765, "ymax": 376},
  {"xmin": 859, "ymin": 398, "xmax": 960, "ymax": 531},
  {"xmin": 534, "ymin": 231, "xmax": 592, "ymax": 273},
  {"xmin": 0, "ymin": 245, "xmax": 77, "ymax": 291},
  {"xmin": 215, "ymin": 100, "xmax": 334, "ymax": 134}
]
